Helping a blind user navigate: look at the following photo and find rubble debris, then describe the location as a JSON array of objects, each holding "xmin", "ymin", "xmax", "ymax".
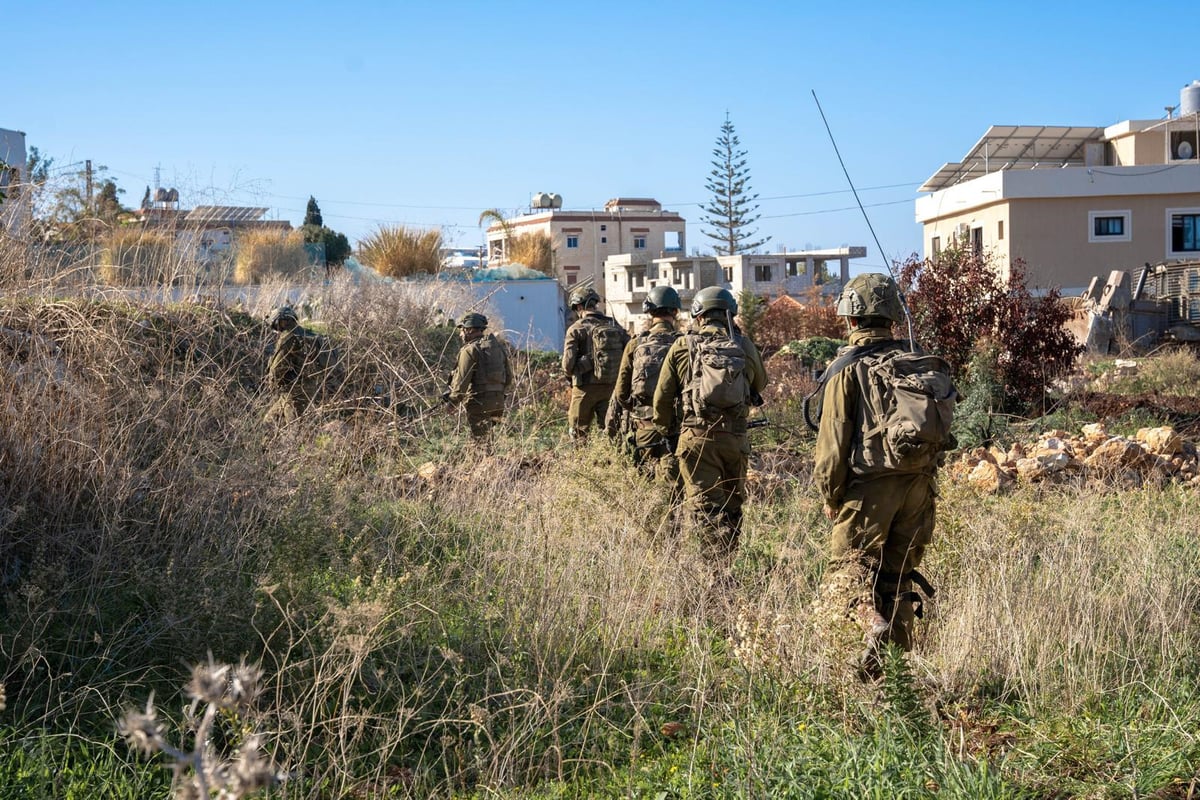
[{"xmin": 947, "ymin": 423, "xmax": 1200, "ymax": 492}]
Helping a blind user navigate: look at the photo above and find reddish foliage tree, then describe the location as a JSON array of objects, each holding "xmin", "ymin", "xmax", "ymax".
[
  {"xmin": 755, "ymin": 286, "xmax": 845, "ymax": 352},
  {"xmin": 897, "ymin": 247, "xmax": 1080, "ymax": 411}
]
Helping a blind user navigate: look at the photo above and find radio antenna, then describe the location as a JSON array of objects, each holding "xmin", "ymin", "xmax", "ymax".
[{"xmin": 811, "ymin": 89, "xmax": 915, "ymax": 346}]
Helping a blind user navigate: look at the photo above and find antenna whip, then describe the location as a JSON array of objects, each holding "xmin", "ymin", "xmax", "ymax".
[{"xmin": 811, "ymin": 90, "xmax": 915, "ymax": 346}]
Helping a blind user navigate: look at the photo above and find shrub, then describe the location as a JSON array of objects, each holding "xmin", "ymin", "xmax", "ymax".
[
  {"xmin": 897, "ymin": 246, "xmax": 1080, "ymax": 413},
  {"xmin": 755, "ymin": 285, "xmax": 844, "ymax": 351},
  {"xmin": 357, "ymin": 224, "xmax": 443, "ymax": 278},
  {"xmin": 234, "ymin": 229, "xmax": 312, "ymax": 284}
]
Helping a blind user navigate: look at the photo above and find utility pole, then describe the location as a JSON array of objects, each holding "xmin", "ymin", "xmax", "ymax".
[{"xmin": 85, "ymin": 159, "xmax": 93, "ymax": 214}]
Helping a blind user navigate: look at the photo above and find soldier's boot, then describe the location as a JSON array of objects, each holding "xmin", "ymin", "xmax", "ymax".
[
  {"xmin": 874, "ymin": 579, "xmax": 918, "ymax": 652},
  {"xmin": 857, "ymin": 609, "xmax": 890, "ymax": 681}
]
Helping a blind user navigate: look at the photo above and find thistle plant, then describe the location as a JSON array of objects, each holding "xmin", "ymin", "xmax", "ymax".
[{"xmin": 119, "ymin": 658, "xmax": 280, "ymax": 799}]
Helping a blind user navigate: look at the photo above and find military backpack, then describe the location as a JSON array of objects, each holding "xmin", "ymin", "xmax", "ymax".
[
  {"xmin": 805, "ymin": 341, "xmax": 957, "ymax": 471},
  {"xmin": 629, "ymin": 330, "xmax": 678, "ymax": 417},
  {"xmin": 683, "ymin": 332, "xmax": 751, "ymax": 426},
  {"xmin": 588, "ymin": 320, "xmax": 629, "ymax": 384},
  {"xmin": 471, "ymin": 336, "xmax": 510, "ymax": 393}
]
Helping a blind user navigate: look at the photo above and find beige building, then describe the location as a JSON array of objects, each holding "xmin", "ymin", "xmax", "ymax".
[
  {"xmin": 917, "ymin": 85, "xmax": 1200, "ymax": 294},
  {"xmin": 604, "ymin": 247, "xmax": 865, "ymax": 331},
  {"xmin": 485, "ymin": 196, "xmax": 685, "ymax": 292}
]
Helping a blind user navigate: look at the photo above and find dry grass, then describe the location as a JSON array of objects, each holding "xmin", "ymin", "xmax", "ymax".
[
  {"xmin": 357, "ymin": 224, "xmax": 443, "ymax": 279},
  {"xmin": 97, "ymin": 227, "xmax": 191, "ymax": 286},
  {"xmin": 2, "ymin": 249, "xmax": 1199, "ymax": 795},
  {"xmin": 234, "ymin": 229, "xmax": 313, "ymax": 284},
  {"xmin": 506, "ymin": 230, "xmax": 553, "ymax": 275}
]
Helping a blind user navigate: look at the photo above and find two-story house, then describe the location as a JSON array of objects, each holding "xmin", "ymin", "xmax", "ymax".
[
  {"xmin": 917, "ymin": 81, "xmax": 1200, "ymax": 294},
  {"xmin": 485, "ymin": 196, "xmax": 686, "ymax": 292}
]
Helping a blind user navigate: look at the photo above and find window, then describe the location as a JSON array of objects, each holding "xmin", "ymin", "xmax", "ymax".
[
  {"xmin": 754, "ymin": 264, "xmax": 772, "ymax": 282},
  {"xmin": 1089, "ymin": 210, "xmax": 1131, "ymax": 243},
  {"xmin": 997, "ymin": 220, "xmax": 1004, "ymax": 240},
  {"xmin": 600, "ymin": 236, "xmax": 607, "ymax": 244},
  {"xmin": 634, "ymin": 273, "xmax": 644, "ymax": 288},
  {"xmin": 566, "ymin": 236, "xmax": 579, "ymax": 249},
  {"xmin": 785, "ymin": 261, "xmax": 800, "ymax": 278},
  {"xmin": 600, "ymin": 224, "xmax": 607, "ymax": 231},
  {"xmin": 971, "ymin": 227, "xmax": 983, "ymax": 256},
  {"xmin": 1170, "ymin": 210, "xmax": 1200, "ymax": 254},
  {"xmin": 722, "ymin": 266, "xmax": 734, "ymax": 283},
  {"xmin": 634, "ymin": 236, "xmax": 646, "ymax": 249},
  {"xmin": 931, "ymin": 236, "xmax": 941, "ymax": 257},
  {"xmin": 566, "ymin": 274, "xmax": 577, "ymax": 286}
]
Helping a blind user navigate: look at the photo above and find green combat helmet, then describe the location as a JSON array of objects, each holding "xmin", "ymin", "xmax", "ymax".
[
  {"xmin": 836, "ymin": 273, "xmax": 904, "ymax": 323},
  {"xmin": 690, "ymin": 286, "xmax": 738, "ymax": 317},
  {"xmin": 568, "ymin": 287, "xmax": 601, "ymax": 310},
  {"xmin": 840, "ymin": 272, "xmax": 902, "ymax": 321},
  {"xmin": 642, "ymin": 285, "xmax": 682, "ymax": 313},
  {"xmin": 267, "ymin": 305, "xmax": 298, "ymax": 330},
  {"xmin": 456, "ymin": 312, "xmax": 488, "ymax": 329}
]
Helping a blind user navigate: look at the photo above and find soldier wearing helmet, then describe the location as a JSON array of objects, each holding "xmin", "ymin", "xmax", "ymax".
[
  {"xmin": 812, "ymin": 272, "xmax": 939, "ymax": 678},
  {"xmin": 604, "ymin": 285, "xmax": 685, "ymax": 485},
  {"xmin": 561, "ymin": 287, "xmax": 630, "ymax": 440},
  {"xmin": 264, "ymin": 304, "xmax": 333, "ymax": 424},
  {"xmin": 447, "ymin": 312, "xmax": 512, "ymax": 440},
  {"xmin": 652, "ymin": 285, "xmax": 767, "ymax": 575}
]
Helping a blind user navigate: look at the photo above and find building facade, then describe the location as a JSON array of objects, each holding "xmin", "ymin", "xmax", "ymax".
[
  {"xmin": 0, "ymin": 127, "xmax": 28, "ymax": 233},
  {"xmin": 485, "ymin": 197, "xmax": 686, "ymax": 293},
  {"xmin": 917, "ymin": 84, "xmax": 1200, "ymax": 294},
  {"xmin": 604, "ymin": 247, "xmax": 864, "ymax": 331}
]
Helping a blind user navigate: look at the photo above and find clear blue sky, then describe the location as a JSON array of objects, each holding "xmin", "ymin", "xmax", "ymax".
[{"xmin": 13, "ymin": 0, "xmax": 1200, "ymax": 273}]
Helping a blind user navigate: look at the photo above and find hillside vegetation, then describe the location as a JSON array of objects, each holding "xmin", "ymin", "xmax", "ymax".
[{"xmin": 0, "ymin": 275, "xmax": 1198, "ymax": 798}]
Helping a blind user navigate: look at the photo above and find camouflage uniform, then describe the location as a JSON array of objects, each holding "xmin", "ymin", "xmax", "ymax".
[
  {"xmin": 265, "ymin": 319, "xmax": 326, "ymax": 424},
  {"xmin": 449, "ymin": 331, "xmax": 512, "ymax": 439},
  {"xmin": 813, "ymin": 274, "xmax": 941, "ymax": 662},
  {"xmin": 607, "ymin": 318, "xmax": 682, "ymax": 486},
  {"xmin": 562, "ymin": 310, "xmax": 629, "ymax": 439},
  {"xmin": 652, "ymin": 319, "xmax": 767, "ymax": 564}
]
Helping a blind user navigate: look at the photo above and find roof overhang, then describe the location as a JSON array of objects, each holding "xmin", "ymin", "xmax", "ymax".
[{"xmin": 920, "ymin": 125, "xmax": 1104, "ymax": 192}]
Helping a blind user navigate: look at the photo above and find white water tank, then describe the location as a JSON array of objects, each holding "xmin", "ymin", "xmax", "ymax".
[
  {"xmin": 548, "ymin": 193, "xmax": 562, "ymax": 208},
  {"xmin": 1181, "ymin": 80, "xmax": 1200, "ymax": 116}
]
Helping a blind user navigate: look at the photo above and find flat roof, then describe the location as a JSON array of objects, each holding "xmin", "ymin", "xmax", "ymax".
[{"xmin": 920, "ymin": 125, "xmax": 1104, "ymax": 193}]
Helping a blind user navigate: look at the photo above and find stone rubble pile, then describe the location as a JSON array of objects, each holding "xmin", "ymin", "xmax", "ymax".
[{"xmin": 946, "ymin": 423, "xmax": 1200, "ymax": 493}]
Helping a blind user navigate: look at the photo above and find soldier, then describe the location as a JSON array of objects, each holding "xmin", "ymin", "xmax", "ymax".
[
  {"xmin": 561, "ymin": 287, "xmax": 630, "ymax": 440},
  {"xmin": 812, "ymin": 273, "xmax": 955, "ymax": 677},
  {"xmin": 264, "ymin": 305, "xmax": 329, "ymax": 424},
  {"xmin": 446, "ymin": 312, "xmax": 512, "ymax": 440},
  {"xmin": 605, "ymin": 285, "xmax": 684, "ymax": 485},
  {"xmin": 652, "ymin": 286, "xmax": 767, "ymax": 572}
]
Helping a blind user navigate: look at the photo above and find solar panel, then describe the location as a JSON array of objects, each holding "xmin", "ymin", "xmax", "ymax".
[
  {"xmin": 184, "ymin": 205, "xmax": 268, "ymax": 224},
  {"xmin": 920, "ymin": 125, "xmax": 1105, "ymax": 192}
]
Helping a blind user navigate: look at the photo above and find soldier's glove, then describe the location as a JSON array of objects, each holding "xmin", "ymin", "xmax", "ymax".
[{"xmin": 604, "ymin": 414, "xmax": 621, "ymax": 439}]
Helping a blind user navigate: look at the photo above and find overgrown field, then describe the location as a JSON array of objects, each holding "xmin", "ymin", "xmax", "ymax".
[{"xmin": 1, "ymin": 281, "xmax": 1198, "ymax": 798}]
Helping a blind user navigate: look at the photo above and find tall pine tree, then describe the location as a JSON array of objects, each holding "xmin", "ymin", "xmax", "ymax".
[
  {"xmin": 700, "ymin": 114, "xmax": 769, "ymax": 255},
  {"xmin": 303, "ymin": 195, "xmax": 323, "ymax": 228}
]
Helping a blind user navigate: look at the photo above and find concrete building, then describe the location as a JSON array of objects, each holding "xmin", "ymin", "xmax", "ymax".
[
  {"xmin": 0, "ymin": 127, "xmax": 28, "ymax": 233},
  {"xmin": 916, "ymin": 81, "xmax": 1200, "ymax": 295},
  {"xmin": 485, "ymin": 196, "xmax": 685, "ymax": 292},
  {"xmin": 604, "ymin": 247, "xmax": 865, "ymax": 331}
]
